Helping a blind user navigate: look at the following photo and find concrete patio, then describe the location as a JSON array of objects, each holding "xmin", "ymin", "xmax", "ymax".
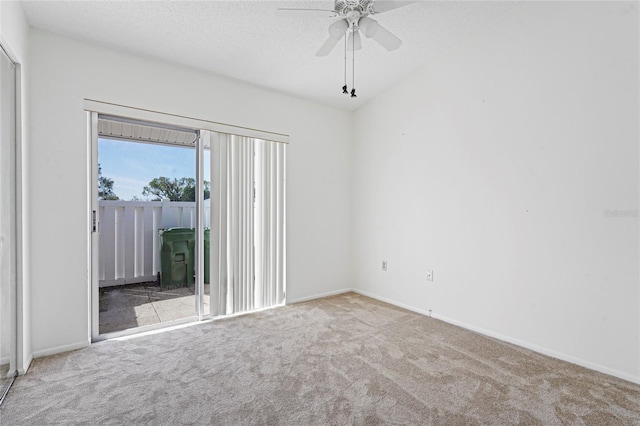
[{"xmin": 99, "ymin": 283, "xmax": 210, "ymax": 334}]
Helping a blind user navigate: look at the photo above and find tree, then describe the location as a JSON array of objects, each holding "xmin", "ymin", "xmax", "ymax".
[
  {"xmin": 98, "ymin": 164, "xmax": 119, "ymax": 200},
  {"xmin": 142, "ymin": 177, "xmax": 210, "ymax": 201}
]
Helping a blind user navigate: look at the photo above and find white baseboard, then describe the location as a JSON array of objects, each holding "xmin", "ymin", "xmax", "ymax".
[
  {"xmin": 32, "ymin": 341, "xmax": 90, "ymax": 359},
  {"xmin": 24, "ymin": 289, "xmax": 640, "ymax": 386},
  {"xmin": 352, "ymin": 289, "xmax": 640, "ymax": 386},
  {"xmin": 287, "ymin": 288, "xmax": 355, "ymax": 305}
]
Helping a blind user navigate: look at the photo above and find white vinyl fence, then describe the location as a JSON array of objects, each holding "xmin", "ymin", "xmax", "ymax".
[{"xmin": 98, "ymin": 199, "xmax": 210, "ymax": 287}]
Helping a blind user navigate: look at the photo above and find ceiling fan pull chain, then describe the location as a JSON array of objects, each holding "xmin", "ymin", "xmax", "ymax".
[
  {"xmin": 351, "ymin": 23, "xmax": 357, "ymax": 98},
  {"xmin": 343, "ymin": 35, "xmax": 348, "ymax": 94}
]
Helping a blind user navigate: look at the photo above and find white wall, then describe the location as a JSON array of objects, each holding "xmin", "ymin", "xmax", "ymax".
[
  {"xmin": 0, "ymin": 0, "xmax": 31, "ymax": 374},
  {"xmin": 353, "ymin": 2, "xmax": 639, "ymax": 382},
  {"xmin": 28, "ymin": 29, "xmax": 353, "ymax": 355}
]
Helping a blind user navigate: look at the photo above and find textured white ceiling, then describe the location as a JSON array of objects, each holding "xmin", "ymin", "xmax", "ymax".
[{"xmin": 21, "ymin": 0, "xmax": 515, "ymax": 111}]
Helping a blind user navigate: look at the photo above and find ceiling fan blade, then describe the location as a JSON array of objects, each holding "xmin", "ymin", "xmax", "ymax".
[
  {"xmin": 316, "ymin": 37, "xmax": 340, "ymax": 56},
  {"xmin": 370, "ymin": 1, "xmax": 417, "ymax": 14},
  {"xmin": 358, "ymin": 17, "xmax": 402, "ymax": 51},
  {"xmin": 347, "ymin": 31, "xmax": 362, "ymax": 51},
  {"xmin": 371, "ymin": 23, "xmax": 402, "ymax": 51},
  {"xmin": 276, "ymin": 8, "xmax": 337, "ymax": 18}
]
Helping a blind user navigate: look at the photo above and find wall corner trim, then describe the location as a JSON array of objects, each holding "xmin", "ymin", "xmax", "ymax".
[{"xmin": 17, "ymin": 355, "xmax": 32, "ymax": 375}]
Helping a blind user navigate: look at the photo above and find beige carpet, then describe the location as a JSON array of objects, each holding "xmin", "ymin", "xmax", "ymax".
[{"xmin": 1, "ymin": 292, "xmax": 639, "ymax": 425}]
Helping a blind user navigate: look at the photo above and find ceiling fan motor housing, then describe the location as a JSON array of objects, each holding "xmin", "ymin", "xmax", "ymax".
[{"xmin": 334, "ymin": 0, "xmax": 374, "ymax": 16}]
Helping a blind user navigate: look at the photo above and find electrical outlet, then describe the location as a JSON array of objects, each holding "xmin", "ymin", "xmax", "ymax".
[
  {"xmin": 382, "ymin": 260, "xmax": 387, "ymax": 271},
  {"xmin": 426, "ymin": 269, "xmax": 433, "ymax": 281}
]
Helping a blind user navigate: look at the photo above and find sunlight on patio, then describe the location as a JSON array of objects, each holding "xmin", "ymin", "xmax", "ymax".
[{"xmin": 99, "ymin": 283, "xmax": 210, "ymax": 334}]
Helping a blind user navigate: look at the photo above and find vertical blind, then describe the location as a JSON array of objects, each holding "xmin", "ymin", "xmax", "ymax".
[
  {"xmin": 255, "ymin": 139, "xmax": 286, "ymax": 309},
  {"xmin": 210, "ymin": 134, "xmax": 286, "ymax": 316}
]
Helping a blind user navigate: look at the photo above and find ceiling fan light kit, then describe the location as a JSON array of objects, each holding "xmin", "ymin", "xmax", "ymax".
[
  {"xmin": 329, "ymin": 18, "xmax": 350, "ymax": 37},
  {"xmin": 278, "ymin": 0, "xmax": 414, "ymax": 98},
  {"xmin": 347, "ymin": 30, "xmax": 362, "ymax": 51},
  {"xmin": 358, "ymin": 16, "xmax": 379, "ymax": 37}
]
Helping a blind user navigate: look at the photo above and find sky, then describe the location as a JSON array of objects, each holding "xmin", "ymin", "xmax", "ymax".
[{"xmin": 99, "ymin": 138, "xmax": 210, "ymax": 201}]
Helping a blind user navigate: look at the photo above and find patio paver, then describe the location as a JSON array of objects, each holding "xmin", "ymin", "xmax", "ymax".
[{"xmin": 99, "ymin": 283, "xmax": 210, "ymax": 334}]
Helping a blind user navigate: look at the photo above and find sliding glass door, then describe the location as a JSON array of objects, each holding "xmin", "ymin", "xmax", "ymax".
[
  {"xmin": 93, "ymin": 115, "xmax": 199, "ymax": 337},
  {"xmin": 88, "ymin": 106, "xmax": 287, "ymax": 340},
  {"xmin": 0, "ymin": 46, "xmax": 17, "ymax": 403}
]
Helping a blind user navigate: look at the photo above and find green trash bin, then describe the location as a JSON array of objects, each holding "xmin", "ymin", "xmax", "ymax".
[
  {"xmin": 157, "ymin": 228, "xmax": 210, "ymax": 288},
  {"xmin": 158, "ymin": 228, "xmax": 195, "ymax": 288}
]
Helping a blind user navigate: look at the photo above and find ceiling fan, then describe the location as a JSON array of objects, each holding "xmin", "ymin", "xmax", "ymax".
[{"xmin": 277, "ymin": 0, "xmax": 413, "ymax": 57}]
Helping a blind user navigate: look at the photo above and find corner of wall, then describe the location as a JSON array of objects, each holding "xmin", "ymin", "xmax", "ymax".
[{"xmin": 349, "ymin": 1, "xmax": 639, "ymax": 381}]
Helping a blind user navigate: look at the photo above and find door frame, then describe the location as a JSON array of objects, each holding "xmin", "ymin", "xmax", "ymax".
[
  {"xmin": 88, "ymin": 111, "xmax": 100, "ymax": 341},
  {"xmin": 87, "ymin": 110, "xmax": 207, "ymax": 342},
  {"xmin": 85, "ymin": 100, "xmax": 289, "ymax": 341}
]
